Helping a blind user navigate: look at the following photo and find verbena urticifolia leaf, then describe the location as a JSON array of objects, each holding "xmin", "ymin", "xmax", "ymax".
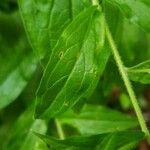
[
  {"xmin": 0, "ymin": 12, "xmax": 36, "ymax": 109},
  {"xmin": 127, "ymin": 60, "xmax": 150, "ymax": 84},
  {"xmin": 58, "ymin": 104, "xmax": 139, "ymax": 134},
  {"xmin": 96, "ymin": 131, "xmax": 144, "ymax": 150},
  {"xmin": 33, "ymin": 131, "xmax": 144, "ymax": 150},
  {"xmin": 18, "ymin": 0, "xmax": 92, "ymax": 63},
  {"xmin": 5, "ymin": 105, "xmax": 48, "ymax": 150},
  {"xmin": 106, "ymin": 0, "xmax": 150, "ymax": 32},
  {"xmin": 35, "ymin": 7, "xmax": 107, "ymax": 119}
]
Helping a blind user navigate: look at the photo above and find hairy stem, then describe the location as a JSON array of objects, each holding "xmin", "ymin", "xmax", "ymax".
[
  {"xmin": 105, "ymin": 24, "xmax": 150, "ymax": 139},
  {"xmin": 92, "ymin": 0, "xmax": 150, "ymax": 140},
  {"xmin": 55, "ymin": 119, "xmax": 65, "ymax": 140}
]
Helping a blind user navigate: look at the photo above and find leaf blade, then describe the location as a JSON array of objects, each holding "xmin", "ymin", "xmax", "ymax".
[
  {"xmin": 127, "ymin": 60, "xmax": 150, "ymax": 84},
  {"xmin": 5, "ymin": 105, "xmax": 48, "ymax": 150},
  {"xmin": 18, "ymin": 0, "xmax": 92, "ymax": 62},
  {"xmin": 0, "ymin": 12, "xmax": 36, "ymax": 109},
  {"xmin": 35, "ymin": 7, "xmax": 107, "ymax": 119},
  {"xmin": 58, "ymin": 104, "xmax": 139, "ymax": 135},
  {"xmin": 34, "ymin": 131, "xmax": 144, "ymax": 150},
  {"xmin": 106, "ymin": 0, "xmax": 150, "ymax": 32}
]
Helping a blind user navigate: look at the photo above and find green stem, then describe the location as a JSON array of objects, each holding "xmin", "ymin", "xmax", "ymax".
[
  {"xmin": 93, "ymin": 0, "xmax": 150, "ymax": 142},
  {"xmin": 105, "ymin": 24, "xmax": 150, "ymax": 139},
  {"xmin": 55, "ymin": 119, "xmax": 65, "ymax": 140}
]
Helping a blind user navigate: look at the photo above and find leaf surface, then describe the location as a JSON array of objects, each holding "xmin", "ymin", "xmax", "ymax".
[
  {"xmin": 58, "ymin": 104, "xmax": 139, "ymax": 134},
  {"xmin": 35, "ymin": 7, "xmax": 107, "ymax": 119},
  {"xmin": 34, "ymin": 131, "xmax": 144, "ymax": 150},
  {"xmin": 96, "ymin": 131, "xmax": 144, "ymax": 150},
  {"xmin": 106, "ymin": 0, "xmax": 150, "ymax": 32},
  {"xmin": 127, "ymin": 60, "xmax": 150, "ymax": 84},
  {"xmin": 0, "ymin": 12, "xmax": 36, "ymax": 109},
  {"xmin": 5, "ymin": 105, "xmax": 48, "ymax": 150},
  {"xmin": 18, "ymin": 0, "xmax": 92, "ymax": 61}
]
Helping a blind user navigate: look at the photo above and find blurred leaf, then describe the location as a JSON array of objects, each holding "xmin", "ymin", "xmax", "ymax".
[
  {"xmin": 0, "ymin": 53, "xmax": 37, "ymax": 109},
  {"xmin": 103, "ymin": 0, "xmax": 123, "ymax": 42},
  {"xmin": 127, "ymin": 60, "xmax": 150, "ymax": 84},
  {"xmin": 4, "ymin": 105, "xmax": 48, "ymax": 150},
  {"xmin": 96, "ymin": 131, "xmax": 144, "ymax": 150},
  {"xmin": 119, "ymin": 93, "xmax": 131, "ymax": 110},
  {"xmin": 0, "ymin": 12, "xmax": 36, "ymax": 109},
  {"xmin": 35, "ymin": 7, "xmax": 108, "ymax": 119},
  {"xmin": 58, "ymin": 104, "xmax": 138, "ymax": 135},
  {"xmin": 120, "ymin": 19, "xmax": 149, "ymax": 65},
  {"xmin": 139, "ymin": 0, "xmax": 150, "ymax": 6},
  {"xmin": 18, "ymin": 0, "xmax": 92, "ymax": 62},
  {"xmin": 106, "ymin": 0, "xmax": 150, "ymax": 32},
  {"xmin": 34, "ymin": 131, "xmax": 144, "ymax": 150},
  {"xmin": 0, "ymin": 0, "xmax": 17, "ymax": 13}
]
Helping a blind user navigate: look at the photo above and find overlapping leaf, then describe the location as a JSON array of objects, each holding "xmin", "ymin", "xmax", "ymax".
[
  {"xmin": 35, "ymin": 6, "xmax": 108, "ymax": 119},
  {"xmin": 34, "ymin": 131, "xmax": 144, "ymax": 150},
  {"xmin": 127, "ymin": 60, "xmax": 150, "ymax": 84},
  {"xmin": 106, "ymin": 0, "xmax": 150, "ymax": 32},
  {"xmin": 120, "ymin": 19, "xmax": 150, "ymax": 65},
  {"xmin": 0, "ymin": 0, "xmax": 17, "ymax": 13},
  {"xmin": 58, "ymin": 104, "xmax": 139, "ymax": 134},
  {"xmin": 18, "ymin": 0, "xmax": 92, "ymax": 62},
  {"xmin": 4, "ymin": 105, "xmax": 48, "ymax": 150},
  {"xmin": 0, "ymin": 12, "xmax": 36, "ymax": 109},
  {"xmin": 103, "ymin": 0, "xmax": 123, "ymax": 41},
  {"xmin": 96, "ymin": 131, "xmax": 144, "ymax": 150}
]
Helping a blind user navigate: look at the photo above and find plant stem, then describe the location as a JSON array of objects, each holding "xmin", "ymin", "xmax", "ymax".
[
  {"xmin": 105, "ymin": 24, "xmax": 150, "ymax": 139},
  {"xmin": 55, "ymin": 119, "xmax": 65, "ymax": 140},
  {"xmin": 93, "ymin": 0, "xmax": 150, "ymax": 140}
]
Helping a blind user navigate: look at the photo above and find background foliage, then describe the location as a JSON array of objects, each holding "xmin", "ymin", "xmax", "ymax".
[{"xmin": 0, "ymin": 0, "xmax": 150, "ymax": 149}]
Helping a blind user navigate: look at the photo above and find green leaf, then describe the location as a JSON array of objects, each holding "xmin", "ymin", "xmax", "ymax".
[
  {"xmin": 106, "ymin": 0, "xmax": 150, "ymax": 32},
  {"xmin": 0, "ymin": 52, "xmax": 37, "ymax": 109},
  {"xmin": 103, "ymin": 0, "xmax": 123, "ymax": 41},
  {"xmin": 5, "ymin": 105, "xmax": 48, "ymax": 150},
  {"xmin": 0, "ymin": 12, "xmax": 36, "ymax": 109},
  {"xmin": 119, "ymin": 93, "xmax": 131, "ymax": 110},
  {"xmin": 139, "ymin": 0, "xmax": 150, "ymax": 6},
  {"xmin": 35, "ymin": 6, "xmax": 107, "ymax": 119},
  {"xmin": 127, "ymin": 60, "xmax": 150, "ymax": 84},
  {"xmin": 96, "ymin": 131, "xmax": 144, "ymax": 150},
  {"xmin": 0, "ymin": 0, "xmax": 17, "ymax": 13},
  {"xmin": 58, "ymin": 104, "xmax": 139, "ymax": 134},
  {"xmin": 120, "ymin": 18, "xmax": 150, "ymax": 65},
  {"xmin": 34, "ymin": 131, "xmax": 144, "ymax": 150},
  {"xmin": 18, "ymin": 0, "xmax": 92, "ymax": 62}
]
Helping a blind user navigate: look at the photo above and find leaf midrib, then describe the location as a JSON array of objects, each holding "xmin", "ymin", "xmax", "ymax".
[{"xmin": 41, "ymin": 9, "xmax": 96, "ymax": 117}]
